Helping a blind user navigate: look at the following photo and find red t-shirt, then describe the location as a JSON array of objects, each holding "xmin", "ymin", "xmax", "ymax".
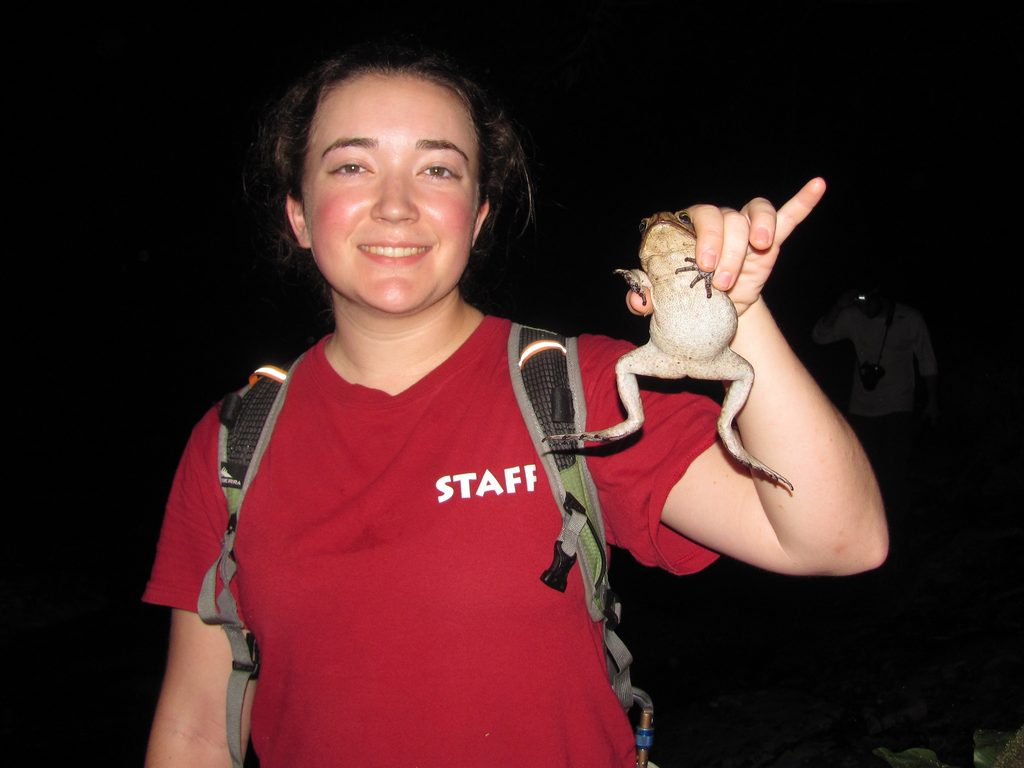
[{"xmin": 144, "ymin": 316, "xmax": 719, "ymax": 767}]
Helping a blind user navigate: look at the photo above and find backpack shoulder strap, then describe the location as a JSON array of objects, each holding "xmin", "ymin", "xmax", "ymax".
[
  {"xmin": 508, "ymin": 323, "xmax": 650, "ymax": 730},
  {"xmin": 508, "ymin": 324, "xmax": 608, "ymax": 610},
  {"xmin": 198, "ymin": 356, "xmax": 301, "ymax": 768}
]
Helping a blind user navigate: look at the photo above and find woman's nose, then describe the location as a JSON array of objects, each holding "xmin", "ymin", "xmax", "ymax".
[{"xmin": 371, "ymin": 174, "xmax": 418, "ymax": 223}]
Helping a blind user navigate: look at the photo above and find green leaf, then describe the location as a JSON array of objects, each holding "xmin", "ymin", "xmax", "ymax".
[
  {"xmin": 872, "ymin": 746, "xmax": 959, "ymax": 768},
  {"xmin": 973, "ymin": 729, "xmax": 1012, "ymax": 768}
]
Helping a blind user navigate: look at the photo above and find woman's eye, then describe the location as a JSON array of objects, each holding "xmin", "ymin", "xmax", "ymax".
[
  {"xmin": 332, "ymin": 163, "xmax": 364, "ymax": 175},
  {"xmin": 424, "ymin": 166, "xmax": 459, "ymax": 179}
]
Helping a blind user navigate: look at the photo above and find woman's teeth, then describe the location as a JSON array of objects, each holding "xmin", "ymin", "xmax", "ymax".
[{"xmin": 362, "ymin": 245, "xmax": 429, "ymax": 257}]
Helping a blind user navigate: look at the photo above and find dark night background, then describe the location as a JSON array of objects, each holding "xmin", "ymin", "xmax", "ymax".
[{"xmin": 7, "ymin": 2, "xmax": 1022, "ymax": 766}]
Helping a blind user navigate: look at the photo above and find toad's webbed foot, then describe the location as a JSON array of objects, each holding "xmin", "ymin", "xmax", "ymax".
[
  {"xmin": 675, "ymin": 257, "xmax": 714, "ymax": 299},
  {"xmin": 543, "ymin": 432, "xmax": 617, "ymax": 444},
  {"xmin": 722, "ymin": 438, "xmax": 795, "ymax": 492}
]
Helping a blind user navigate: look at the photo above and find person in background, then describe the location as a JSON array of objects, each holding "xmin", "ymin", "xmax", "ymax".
[{"xmin": 813, "ymin": 284, "xmax": 937, "ymax": 574}]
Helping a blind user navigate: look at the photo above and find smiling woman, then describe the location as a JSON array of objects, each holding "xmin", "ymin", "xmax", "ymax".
[
  {"xmin": 246, "ymin": 43, "xmax": 532, "ymax": 313},
  {"xmin": 143, "ymin": 38, "xmax": 886, "ymax": 768},
  {"xmin": 285, "ymin": 75, "xmax": 490, "ymax": 327}
]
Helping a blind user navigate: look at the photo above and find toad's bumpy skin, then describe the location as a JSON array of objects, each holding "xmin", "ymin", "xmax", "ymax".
[{"xmin": 549, "ymin": 210, "xmax": 793, "ymax": 491}]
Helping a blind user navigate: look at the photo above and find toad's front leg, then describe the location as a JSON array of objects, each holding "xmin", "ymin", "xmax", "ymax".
[
  {"xmin": 675, "ymin": 257, "xmax": 714, "ymax": 299},
  {"xmin": 615, "ymin": 268, "xmax": 653, "ymax": 307}
]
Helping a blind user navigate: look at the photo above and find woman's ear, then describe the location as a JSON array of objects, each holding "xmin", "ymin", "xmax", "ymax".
[
  {"xmin": 471, "ymin": 199, "xmax": 491, "ymax": 245},
  {"xmin": 286, "ymin": 195, "xmax": 312, "ymax": 249}
]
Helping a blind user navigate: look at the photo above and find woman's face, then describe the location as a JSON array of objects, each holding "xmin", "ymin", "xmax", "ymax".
[{"xmin": 286, "ymin": 74, "xmax": 489, "ymax": 320}]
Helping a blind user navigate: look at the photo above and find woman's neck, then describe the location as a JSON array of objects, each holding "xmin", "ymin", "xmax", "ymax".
[{"xmin": 324, "ymin": 294, "xmax": 484, "ymax": 395}]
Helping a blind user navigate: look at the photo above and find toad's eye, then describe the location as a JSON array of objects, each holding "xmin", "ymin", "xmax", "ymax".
[
  {"xmin": 638, "ymin": 218, "xmax": 648, "ymax": 233},
  {"xmin": 675, "ymin": 210, "xmax": 691, "ymax": 225}
]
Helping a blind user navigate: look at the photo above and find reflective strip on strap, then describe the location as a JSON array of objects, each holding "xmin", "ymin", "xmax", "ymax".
[
  {"xmin": 517, "ymin": 339, "xmax": 567, "ymax": 369},
  {"xmin": 248, "ymin": 365, "xmax": 289, "ymax": 386}
]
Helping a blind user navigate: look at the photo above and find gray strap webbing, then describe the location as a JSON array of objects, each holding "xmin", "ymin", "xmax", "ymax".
[
  {"xmin": 198, "ymin": 355, "xmax": 301, "ymax": 768},
  {"xmin": 508, "ymin": 323, "xmax": 641, "ymax": 712},
  {"xmin": 509, "ymin": 326, "xmax": 608, "ymax": 616}
]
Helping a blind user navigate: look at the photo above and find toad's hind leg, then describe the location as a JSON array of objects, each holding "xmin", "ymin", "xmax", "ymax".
[
  {"xmin": 716, "ymin": 350, "xmax": 794, "ymax": 491},
  {"xmin": 545, "ymin": 346, "xmax": 656, "ymax": 443}
]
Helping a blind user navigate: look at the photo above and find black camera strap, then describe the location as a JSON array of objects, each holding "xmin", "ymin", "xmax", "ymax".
[{"xmin": 872, "ymin": 300, "xmax": 896, "ymax": 365}]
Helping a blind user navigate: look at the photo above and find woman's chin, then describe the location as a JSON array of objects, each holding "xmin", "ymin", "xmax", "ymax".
[{"xmin": 333, "ymin": 281, "xmax": 461, "ymax": 321}]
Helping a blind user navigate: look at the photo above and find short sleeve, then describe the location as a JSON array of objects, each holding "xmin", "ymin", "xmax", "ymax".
[
  {"xmin": 577, "ymin": 334, "xmax": 720, "ymax": 575},
  {"xmin": 142, "ymin": 405, "xmax": 229, "ymax": 612}
]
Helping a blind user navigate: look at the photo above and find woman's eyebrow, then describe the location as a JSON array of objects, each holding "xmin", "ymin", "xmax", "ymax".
[
  {"xmin": 321, "ymin": 137, "xmax": 376, "ymax": 158},
  {"xmin": 319, "ymin": 137, "xmax": 468, "ymax": 162},
  {"xmin": 417, "ymin": 139, "xmax": 469, "ymax": 161}
]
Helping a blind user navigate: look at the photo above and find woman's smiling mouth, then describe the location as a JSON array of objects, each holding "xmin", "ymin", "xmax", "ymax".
[{"xmin": 360, "ymin": 245, "xmax": 431, "ymax": 258}]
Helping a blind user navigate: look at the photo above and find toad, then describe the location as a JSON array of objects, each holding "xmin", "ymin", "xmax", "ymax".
[{"xmin": 549, "ymin": 210, "xmax": 793, "ymax": 491}]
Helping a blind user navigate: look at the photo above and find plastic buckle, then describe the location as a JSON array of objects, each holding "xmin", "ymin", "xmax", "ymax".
[
  {"xmin": 562, "ymin": 492, "xmax": 586, "ymax": 518},
  {"xmin": 603, "ymin": 588, "xmax": 621, "ymax": 630},
  {"xmin": 540, "ymin": 541, "xmax": 577, "ymax": 592},
  {"xmin": 232, "ymin": 633, "xmax": 261, "ymax": 680}
]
